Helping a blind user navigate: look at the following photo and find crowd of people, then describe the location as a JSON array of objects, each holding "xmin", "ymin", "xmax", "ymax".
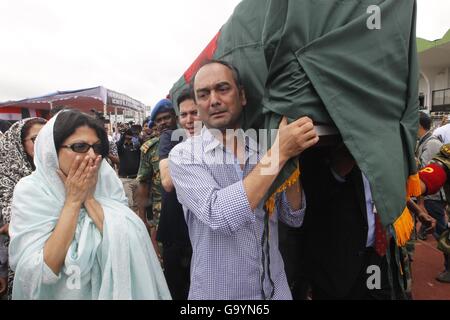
[{"xmin": 0, "ymin": 60, "xmax": 449, "ymax": 300}]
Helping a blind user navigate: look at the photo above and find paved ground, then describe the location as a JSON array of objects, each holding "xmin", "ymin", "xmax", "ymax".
[{"xmin": 411, "ymin": 236, "xmax": 450, "ymax": 300}]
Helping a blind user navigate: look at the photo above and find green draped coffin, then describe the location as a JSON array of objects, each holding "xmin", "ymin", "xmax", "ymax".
[{"xmin": 169, "ymin": 0, "xmax": 420, "ymax": 244}]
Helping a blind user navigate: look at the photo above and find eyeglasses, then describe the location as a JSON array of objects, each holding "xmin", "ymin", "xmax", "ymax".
[{"xmin": 61, "ymin": 142, "xmax": 103, "ymax": 155}]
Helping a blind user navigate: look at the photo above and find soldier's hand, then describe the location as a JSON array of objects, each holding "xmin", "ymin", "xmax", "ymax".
[
  {"xmin": 407, "ymin": 199, "xmax": 436, "ymax": 234},
  {"xmin": 418, "ymin": 211, "xmax": 436, "ymax": 235}
]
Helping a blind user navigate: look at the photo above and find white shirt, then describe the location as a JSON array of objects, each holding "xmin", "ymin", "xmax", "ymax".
[{"xmin": 433, "ymin": 123, "xmax": 450, "ymax": 144}]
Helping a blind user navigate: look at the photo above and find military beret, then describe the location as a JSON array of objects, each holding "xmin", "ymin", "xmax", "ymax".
[{"xmin": 150, "ymin": 99, "xmax": 174, "ymax": 125}]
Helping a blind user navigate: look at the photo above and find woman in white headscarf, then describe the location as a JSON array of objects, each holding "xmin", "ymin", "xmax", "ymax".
[
  {"xmin": 0, "ymin": 117, "xmax": 47, "ymax": 299},
  {"xmin": 8, "ymin": 110, "xmax": 171, "ymax": 300}
]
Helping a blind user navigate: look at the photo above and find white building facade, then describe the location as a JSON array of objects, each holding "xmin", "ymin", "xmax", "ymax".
[{"xmin": 418, "ymin": 30, "xmax": 450, "ymax": 127}]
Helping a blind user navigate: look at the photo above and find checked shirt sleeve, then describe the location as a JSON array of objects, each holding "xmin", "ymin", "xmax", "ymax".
[
  {"xmin": 169, "ymin": 146, "xmax": 256, "ymax": 235},
  {"xmin": 278, "ymin": 190, "xmax": 306, "ymax": 228}
]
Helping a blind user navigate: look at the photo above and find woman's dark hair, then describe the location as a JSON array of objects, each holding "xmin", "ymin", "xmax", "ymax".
[
  {"xmin": 53, "ymin": 110, "xmax": 109, "ymax": 157},
  {"xmin": 21, "ymin": 118, "xmax": 47, "ymax": 142},
  {"xmin": 0, "ymin": 120, "xmax": 12, "ymax": 133},
  {"xmin": 21, "ymin": 118, "xmax": 47, "ymax": 170}
]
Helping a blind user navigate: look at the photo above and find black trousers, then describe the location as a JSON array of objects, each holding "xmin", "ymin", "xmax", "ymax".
[
  {"xmin": 161, "ymin": 242, "xmax": 192, "ymax": 300},
  {"xmin": 278, "ymin": 221, "xmax": 310, "ymax": 300},
  {"xmin": 311, "ymin": 244, "xmax": 405, "ymax": 300}
]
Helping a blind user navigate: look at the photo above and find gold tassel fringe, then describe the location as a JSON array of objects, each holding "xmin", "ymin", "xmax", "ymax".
[
  {"xmin": 393, "ymin": 205, "xmax": 414, "ymax": 247},
  {"xmin": 392, "ymin": 173, "xmax": 421, "ymax": 246},
  {"xmin": 265, "ymin": 171, "xmax": 417, "ymax": 245},
  {"xmin": 265, "ymin": 167, "xmax": 301, "ymax": 216},
  {"xmin": 407, "ymin": 173, "xmax": 422, "ymax": 197}
]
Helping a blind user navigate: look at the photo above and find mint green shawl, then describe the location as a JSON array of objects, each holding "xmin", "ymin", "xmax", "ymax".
[{"xmin": 9, "ymin": 113, "xmax": 171, "ymax": 300}]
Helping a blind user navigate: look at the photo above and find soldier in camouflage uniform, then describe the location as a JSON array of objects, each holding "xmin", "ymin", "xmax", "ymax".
[
  {"xmin": 136, "ymin": 99, "xmax": 178, "ymax": 258},
  {"xmin": 403, "ymin": 113, "xmax": 443, "ymax": 296},
  {"xmin": 137, "ymin": 133, "xmax": 162, "ymax": 229},
  {"xmin": 418, "ymin": 143, "xmax": 450, "ymax": 283}
]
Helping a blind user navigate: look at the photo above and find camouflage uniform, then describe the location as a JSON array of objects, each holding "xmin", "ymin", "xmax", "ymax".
[
  {"xmin": 432, "ymin": 144, "xmax": 450, "ymax": 204},
  {"xmin": 429, "ymin": 145, "xmax": 450, "ymax": 237},
  {"xmin": 399, "ymin": 245, "xmax": 413, "ymax": 299},
  {"xmin": 400, "ymin": 139, "xmax": 446, "ymax": 297},
  {"xmin": 408, "ymin": 144, "xmax": 450, "ymax": 288},
  {"xmin": 137, "ymin": 134, "xmax": 162, "ymax": 229},
  {"xmin": 430, "ymin": 145, "xmax": 450, "ymax": 267}
]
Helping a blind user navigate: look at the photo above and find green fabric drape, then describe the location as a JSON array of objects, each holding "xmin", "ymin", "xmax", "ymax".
[{"xmin": 169, "ymin": 0, "xmax": 419, "ymax": 228}]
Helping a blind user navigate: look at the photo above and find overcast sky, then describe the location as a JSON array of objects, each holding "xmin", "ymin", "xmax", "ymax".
[{"xmin": 0, "ymin": 0, "xmax": 449, "ymax": 107}]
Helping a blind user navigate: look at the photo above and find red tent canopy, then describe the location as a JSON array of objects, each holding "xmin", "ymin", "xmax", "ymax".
[{"xmin": 0, "ymin": 86, "xmax": 146, "ymax": 121}]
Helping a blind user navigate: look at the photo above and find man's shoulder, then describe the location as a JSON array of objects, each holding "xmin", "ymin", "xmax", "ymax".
[
  {"xmin": 141, "ymin": 136, "xmax": 160, "ymax": 154},
  {"xmin": 423, "ymin": 134, "xmax": 443, "ymax": 148},
  {"xmin": 160, "ymin": 129, "xmax": 174, "ymax": 139},
  {"xmin": 439, "ymin": 144, "xmax": 450, "ymax": 158},
  {"xmin": 431, "ymin": 144, "xmax": 450, "ymax": 172},
  {"xmin": 149, "ymin": 136, "xmax": 160, "ymax": 146},
  {"xmin": 169, "ymin": 136, "xmax": 198, "ymax": 154},
  {"xmin": 169, "ymin": 135, "xmax": 204, "ymax": 164},
  {"xmin": 433, "ymin": 124, "xmax": 450, "ymax": 137},
  {"xmin": 428, "ymin": 136, "xmax": 443, "ymax": 148}
]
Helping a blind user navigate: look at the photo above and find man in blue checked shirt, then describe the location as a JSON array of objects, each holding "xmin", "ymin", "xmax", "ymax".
[{"xmin": 169, "ymin": 60, "xmax": 319, "ymax": 300}]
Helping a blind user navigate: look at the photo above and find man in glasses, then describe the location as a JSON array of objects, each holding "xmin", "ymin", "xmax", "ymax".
[{"xmin": 136, "ymin": 99, "xmax": 177, "ymax": 258}]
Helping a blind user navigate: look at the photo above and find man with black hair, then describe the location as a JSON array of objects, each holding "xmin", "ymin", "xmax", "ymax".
[
  {"xmin": 117, "ymin": 128, "xmax": 141, "ymax": 213},
  {"xmin": 416, "ymin": 112, "xmax": 450, "ymax": 283},
  {"xmin": 169, "ymin": 60, "xmax": 316, "ymax": 299},
  {"xmin": 156, "ymin": 88, "xmax": 200, "ymax": 299},
  {"xmin": 140, "ymin": 119, "xmax": 154, "ymax": 143},
  {"xmin": 137, "ymin": 99, "xmax": 177, "ymax": 257},
  {"xmin": 416, "ymin": 112, "xmax": 445, "ymax": 241},
  {"xmin": 98, "ymin": 118, "xmax": 120, "ymax": 170},
  {"xmin": 417, "ymin": 112, "xmax": 442, "ymax": 169}
]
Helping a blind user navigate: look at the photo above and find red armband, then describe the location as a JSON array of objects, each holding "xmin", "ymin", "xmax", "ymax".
[{"xmin": 419, "ymin": 163, "xmax": 447, "ymax": 195}]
